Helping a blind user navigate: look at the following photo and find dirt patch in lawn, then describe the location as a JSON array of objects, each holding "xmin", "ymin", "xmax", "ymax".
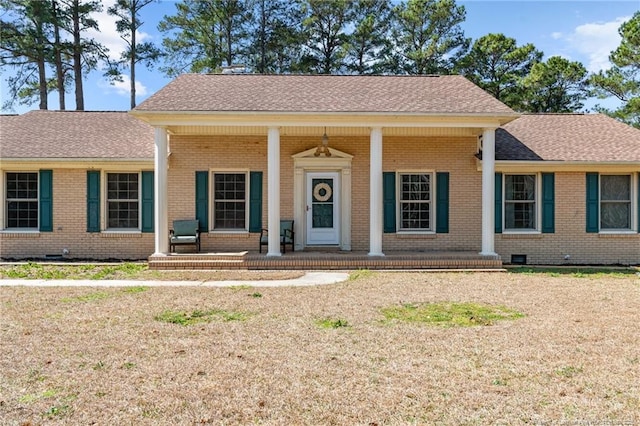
[{"xmin": 1, "ymin": 271, "xmax": 639, "ymax": 424}]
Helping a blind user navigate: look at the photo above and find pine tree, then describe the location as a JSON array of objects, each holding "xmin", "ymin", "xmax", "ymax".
[
  {"xmin": 456, "ymin": 33, "xmax": 542, "ymax": 107},
  {"xmin": 107, "ymin": 0, "xmax": 161, "ymax": 108},
  {"xmin": 0, "ymin": 0, "xmax": 54, "ymax": 109},
  {"xmin": 386, "ymin": 0, "xmax": 469, "ymax": 75}
]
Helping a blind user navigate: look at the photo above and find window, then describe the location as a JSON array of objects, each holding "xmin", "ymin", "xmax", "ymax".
[
  {"xmin": 504, "ymin": 174, "xmax": 536, "ymax": 230},
  {"xmin": 213, "ymin": 172, "xmax": 247, "ymax": 230},
  {"xmin": 600, "ymin": 174, "xmax": 631, "ymax": 230},
  {"xmin": 107, "ymin": 173, "xmax": 139, "ymax": 229},
  {"xmin": 6, "ymin": 172, "xmax": 38, "ymax": 229},
  {"xmin": 399, "ymin": 173, "xmax": 432, "ymax": 231}
]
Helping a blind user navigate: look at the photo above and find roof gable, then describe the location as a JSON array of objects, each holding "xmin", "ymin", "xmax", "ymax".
[{"xmin": 134, "ymin": 74, "xmax": 516, "ymax": 116}]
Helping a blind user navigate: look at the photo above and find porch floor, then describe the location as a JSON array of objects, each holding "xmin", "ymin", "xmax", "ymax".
[{"xmin": 148, "ymin": 250, "xmax": 503, "ymax": 270}]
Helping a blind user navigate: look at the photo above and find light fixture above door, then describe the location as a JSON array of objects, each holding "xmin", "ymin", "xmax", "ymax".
[{"xmin": 314, "ymin": 127, "xmax": 332, "ymax": 157}]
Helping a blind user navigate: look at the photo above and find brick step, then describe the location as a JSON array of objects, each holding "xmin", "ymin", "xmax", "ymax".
[{"xmin": 148, "ymin": 251, "xmax": 502, "ymax": 271}]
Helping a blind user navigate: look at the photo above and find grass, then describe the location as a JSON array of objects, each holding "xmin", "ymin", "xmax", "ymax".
[
  {"xmin": 122, "ymin": 286, "xmax": 148, "ymax": 294},
  {"xmin": 0, "ymin": 262, "xmax": 303, "ymax": 281},
  {"xmin": 380, "ymin": 301, "xmax": 524, "ymax": 327},
  {"xmin": 508, "ymin": 266, "xmax": 638, "ymax": 278},
  {"xmin": 349, "ymin": 269, "xmax": 374, "ymax": 280},
  {"xmin": 556, "ymin": 365, "xmax": 583, "ymax": 378},
  {"xmin": 60, "ymin": 287, "xmax": 149, "ymax": 303},
  {"xmin": 19, "ymin": 389, "xmax": 58, "ymax": 403},
  {"xmin": 0, "ymin": 262, "xmax": 147, "ymax": 280},
  {"xmin": 154, "ymin": 308, "xmax": 251, "ymax": 325},
  {"xmin": 61, "ymin": 291, "xmax": 111, "ymax": 303},
  {"xmin": 315, "ymin": 317, "xmax": 351, "ymax": 329},
  {"xmin": 2, "ymin": 271, "xmax": 639, "ymax": 424}
]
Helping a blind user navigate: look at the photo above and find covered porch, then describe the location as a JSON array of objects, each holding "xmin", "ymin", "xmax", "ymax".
[
  {"xmin": 130, "ymin": 74, "xmax": 520, "ymax": 266},
  {"xmin": 140, "ymin": 123, "xmax": 502, "ymax": 260}
]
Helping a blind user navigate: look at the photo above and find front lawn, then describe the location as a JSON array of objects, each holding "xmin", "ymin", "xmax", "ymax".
[{"xmin": 1, "ymin": 271, "xmax": 639, "ymax": 424}]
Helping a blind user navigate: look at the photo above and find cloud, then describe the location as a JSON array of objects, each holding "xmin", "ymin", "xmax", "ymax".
[
  {"xmin": 550, "ymin": 32, "xmax": 563, "ymax": 40},
  {"xmin": 564, "ymin": 16, "xmax": 630, "ymax": 72},
  {"xmin": 86, "ymin": 0, "xmax": 153, "ymax": 63},
  {"xmin": 99, "ymin": 74, "xmax": 148, "ymax": 97}
]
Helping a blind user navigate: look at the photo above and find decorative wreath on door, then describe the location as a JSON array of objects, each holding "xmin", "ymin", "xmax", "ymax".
[{"xmin": 313, "ymin": 182, "xmax": 332, "ymax": 202}]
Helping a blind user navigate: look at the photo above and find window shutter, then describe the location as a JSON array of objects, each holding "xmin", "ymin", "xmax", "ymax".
[
  {"xmin": 39, "ymin": 170, "xmax": 53, "ymax": 232},
  {"xmin": 436, "ymin": 172, "xmax": 449, "ymax": 233},
  {"xmin": 494, "ymin": 172, "xmax": 502, "ymax": 233},
  {"xmin": 141, "ymin": 171, "xmax": 154, "ymax": 232},
  {"xmin": 541, "ymin": 173, "xmax": 555, "ymax": 233},
  {"xmin": 195, "ymin": 171, "xmax": 209, "ymax": 232},
  {"xmin": 87, "ymin": 171, "xmax": 100, "ymax": 232},
  {"xmin": 586, "ymin": 173, "xmax": 599, "ymax": 233},
  {"xmin": 383, "ymin": 172, "xmax": 396, "ymax": 233},
  {"xmin": 249, "ymin": 171, "xmax": 263, "ymax": 233}
]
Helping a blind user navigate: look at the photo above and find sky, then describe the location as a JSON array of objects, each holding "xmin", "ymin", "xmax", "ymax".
[{"xmin": 1, "ymin": 0, "xmax": 638, "ymax": 114}]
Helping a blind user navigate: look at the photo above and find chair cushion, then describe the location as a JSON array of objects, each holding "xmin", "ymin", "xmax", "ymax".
[{"xmin": 171, "ymin": 236, "xmax": 197, "ymax": 244}]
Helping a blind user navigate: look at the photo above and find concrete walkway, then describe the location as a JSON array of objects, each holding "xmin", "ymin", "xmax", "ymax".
[{"xmin": 0, "ymin": 271, "xmax": 350, "ymax": 288}]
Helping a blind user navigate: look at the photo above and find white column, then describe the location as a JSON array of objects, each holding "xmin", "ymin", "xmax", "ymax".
[
  {"xmin": 341, "ymin": 168, "xmax": 352, "ymax": 251},
  {"xmin": 369, "ymin": 127, "xmax": 384, "ymax": 256},
  {"xmin": 154, "ymin": 127, "xmax": 169, "ymax": 255},
  {"xmin": 480, "ymin": 128, "xmax": 496, "ymax": 256},
  {"xmin": 267, "ymin": 127, "xmax": 281, "ymax": 256},
  {"xmin": 293, "ymin": 168, "xmax": 304, "ymax": 251}
]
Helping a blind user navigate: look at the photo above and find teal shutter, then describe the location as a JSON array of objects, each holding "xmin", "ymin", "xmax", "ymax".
[
  {"xmin": 39, "ymin": 170, "xmax": 53, "ymax": 232},
  {"xmin": 494, "ymin": 172, "xmax": 502, "ymax": 233},
  {"xmin": 586, "ymin": 173, "xmax": 599, "ymax": 233},
  {"xmin": 141, "ymin": 171, "xmax": 154, "ymax": 232},
  {"xmin": 249, "ymin": 171, "xmax": 263, "ymax": 232},
  {"xmin": 436, "ymin": 172, "xmax": 449, "ymax": 233},
  {"xmin": 87, "ymin": 171, "xmax": 100, "ymax": 232},
  {"xmin": 541, "ymin": 173, "xmax": 555, "ymax": 233},
  {"xmin": 383, "ymin": 172, "xmax": 396, "ymax": 233},
  {"xmin": 195, "ymin": 171, "xmax": 209, "ymax": 232}
]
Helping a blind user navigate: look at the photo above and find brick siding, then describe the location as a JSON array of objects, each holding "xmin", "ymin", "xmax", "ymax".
[
  {"xmin": 0, "ymin": 168, "xmax": 154, "ymax": 260},
  {"xmin": 496, "ymin": 172, "xmax": 640, "ymax": 265},
  {"xmin": 2, "ymin": 138, "xmax": 638, "ymax": 265}
]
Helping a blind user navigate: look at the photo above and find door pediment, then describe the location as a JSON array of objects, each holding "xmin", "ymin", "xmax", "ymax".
[
  {"xmin": 292, "ymin": 147, "xmax": 353, "ymax": 169},
  {"xmin": 292, "ymin": 147, "xmax": 353, "ymax": 160}
]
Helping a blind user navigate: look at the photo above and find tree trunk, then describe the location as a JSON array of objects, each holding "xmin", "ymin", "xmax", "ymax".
[
  {"xmin": 226, "ymin": 23, "xmax": 233, "ymax": 66},
  {"xmin": 259, "ymin": 0, "xmax": 266, "ymax": 73},
  {"xmin": 72, "ymin": 0, "xmax": 84, "ymax": 110},
  {"xmin": 52, "ymin": 0, "xmax": 65, "ymax": 110},
  {"xmin": 34, "ymin": 4, "xmax": 48, "ymax": 110},
  {"xmin": 130, "ymin": 1, "xmax": 136, "ymax": 109},
  {"xmin": 37, "ymin": 59, "xmax": 48, "ymax": 110}
]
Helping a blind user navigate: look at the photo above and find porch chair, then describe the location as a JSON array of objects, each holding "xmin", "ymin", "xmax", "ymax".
[
  {"xmin": 259, "ymin": 219, "xmax": 294, "ymax": 253},
  {"xmin": 169, "ymin": 219, "xmax": 201, "ymax": 253}
]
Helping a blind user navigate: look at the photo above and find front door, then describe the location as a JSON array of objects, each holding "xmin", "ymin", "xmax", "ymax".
[{"xmin": 306, "ymin": 172, "xmax": 340, "ymax": 245}]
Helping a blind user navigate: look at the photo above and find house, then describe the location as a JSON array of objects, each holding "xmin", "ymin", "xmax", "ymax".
[{"xmin": 1, "ymin": 74, "xmax": 638, "ymax": 266}]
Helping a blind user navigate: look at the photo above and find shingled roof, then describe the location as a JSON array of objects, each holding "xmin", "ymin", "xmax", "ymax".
[
  {"xmin": 496, "ymin": 114, "xmax": 640, "ymax": 162},
  {"xmin": 134, "ymin": 74, "xmax": 516, "ymax": 116},
  {"xmin": 3, "ymin": 109, "xmax": 639, "ymax": 164},
  {"xmin": 0, "ymin": 110, "xmax": 154, "ymax": 160}
]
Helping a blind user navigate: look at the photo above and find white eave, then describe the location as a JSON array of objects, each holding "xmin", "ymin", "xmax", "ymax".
[
  {"xmin": 129, "ymin": 109, "xmax": 520, "ymax": 129},
  {"xmin": 478, "ymin": 159, "xmax": 640, "ymax": 172},
  {"xmin": 0, "ymin": 158, "xmax": 153, "ymax": 169}
]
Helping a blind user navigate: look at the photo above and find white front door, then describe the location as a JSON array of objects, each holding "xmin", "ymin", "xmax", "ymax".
[{"xmin": 306, "ymin": 172, "xmax": 340, "ymax": 245}]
